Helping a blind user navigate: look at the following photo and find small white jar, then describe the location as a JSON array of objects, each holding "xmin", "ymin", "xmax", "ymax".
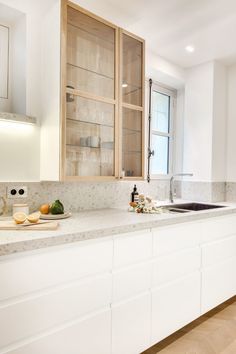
[{"xmin": 12, "ymin": 203, "xmax": 29, "ymax": 216}]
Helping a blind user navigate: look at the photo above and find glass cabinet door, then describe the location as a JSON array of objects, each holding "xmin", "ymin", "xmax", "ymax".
[
  {"xmin": 64, "ymin": 4, "xmax": 117, "ymax": 179},
  {"xmin": 121, "ymin": 31, "xmax": 144, "ymax": 178},
  {"xmin": 61, "ymin": 3, "xmax": 145, "ymax": 180}
]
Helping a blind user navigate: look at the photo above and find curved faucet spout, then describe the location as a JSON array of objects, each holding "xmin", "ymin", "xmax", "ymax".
[{"xmin": 169, "ymin": 173, "xmax": 193, "ymax": 203}]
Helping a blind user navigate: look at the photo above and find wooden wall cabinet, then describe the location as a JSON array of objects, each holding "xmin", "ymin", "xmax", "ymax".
[{"xmin": 61, "ymin": 1, "xmax": 145, "ymax": 180}]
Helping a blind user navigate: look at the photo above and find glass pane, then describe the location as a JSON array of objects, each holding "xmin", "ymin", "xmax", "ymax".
[
  {"xmin": 67, "ymin": 7, "xmax": 115, "ymax": 99},
  {"xmin": 151, "ymin": 135, "xmax": 169, "ymax": 175},
  {"xmin": 122, "ymin": 108, "xmax": 142, "ymax": 177},
  {"xmin": 66, "ymin": 95, "xmax": 115, "ymax": 177},
  {"xmin": 122, "ymin": 34, "xmax": 142, "ymax": 106},
  {"xmin": 152, "ymin": 91, "xmax": 170, "ymax": 133}
]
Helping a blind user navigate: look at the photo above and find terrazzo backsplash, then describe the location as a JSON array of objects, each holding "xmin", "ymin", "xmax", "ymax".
[
  {"xmin": 0, "ymin": 180, "xmax": 177, "ymax": 213},
  {"xmin": 180, "ymin": 181, "xmax": 226, "ymax": 203},
  {"xmin": 0, "ymin": 180, "xmax": 231, "ymax": 214}
]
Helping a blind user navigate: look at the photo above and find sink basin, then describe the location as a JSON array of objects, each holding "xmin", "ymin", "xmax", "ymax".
[{"xmin": 164, "ymin": 202, "xmax": 225, "ymax": 213}]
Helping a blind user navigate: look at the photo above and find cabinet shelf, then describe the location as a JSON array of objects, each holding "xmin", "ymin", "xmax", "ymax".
[
  {"xmin": 66, "ymin": 117, "xmax": 114, "ymax": 129},
  {"xmin": 67, "ymin": 143, "xmax": 114, "ymax": 151},
  {"xmin": 67, "ymin": 62, "xmax": 114, "ymax": 81}
]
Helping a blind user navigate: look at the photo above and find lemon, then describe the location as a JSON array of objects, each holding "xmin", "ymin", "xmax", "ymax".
[
  {"xmin": 27, "ymin": 212, "xmax": 41, "ymax": 223},
  {"xmin": 13, "ymin": 212, "xmax": 27, "ymax": 224}
]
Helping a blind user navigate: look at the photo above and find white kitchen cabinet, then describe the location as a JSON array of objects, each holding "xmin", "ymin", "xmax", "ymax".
[
  {"xmin": 151, "ymin": 272, "xmax": 201, "ymax": 344},
  {"xmin": 113, "ymin": 230, "xmax": 152, "ymax": 268},
  {"xmin": 153, "ymin": 221, "xmax": 201, "ymax": 256},
  {"xmin": 201, "ymin": 215, "xmax": 236, "ymax": 243},
  {"xmin": 112, "ymin": 293, "xmax": 151, "ymax": 354},
  {"xmin": 1, "ymin": 215, "xmax": 236, "ymax": 354},
  {"xmin": 201, "ymin": 257, "xmax": 236, "ymax": 313},
  {"xmin": 152, "ymin": 247, "xmax": 201, "ymax": 287},
  {"xmin": 8, "ymin": 309, "xmax": 111, "ymax": 354},
  {"xmin": 0, "ymin": 274, "xmax": 112, "ymax": 350},
  {"xmin": 201, "ymin": 233, "xmax": 236, "ymax": 313},
  {"xmin": 113, "ymin": 262, "xmax": 152, "ymax": 303}
]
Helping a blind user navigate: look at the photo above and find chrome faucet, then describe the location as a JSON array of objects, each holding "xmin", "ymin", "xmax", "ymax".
[{"xmin": 169, "ymin": 173, "xmax": 193, "ymax": 203}]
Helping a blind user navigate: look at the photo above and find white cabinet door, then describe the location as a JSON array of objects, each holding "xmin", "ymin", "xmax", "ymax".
[
  {"xmin": 113, "ymin": 262, "xmax": 152, "ymax": 303},
  {"xmin": 0, "ymin": 274, "xmax": 112, "ymax": 350},
  {"xmin": 151, "ymin": 272, "xmax": 201, "ymax": 345},
  {"xmin": 0, "ymin": 238, "xmax": 113, "ymax": 301},
  {"xmin": 152, "ymin": 247, "xmax": 201, "ymax": 287},
  {"xmin": 153, "ymin": 222, "xmax": 201, "ymax": 256},
  {"xmin": 112, "ymin": 293, "xmax": 151, "ymax": 354},
  {"xmin": 201, "ymin": 257, "xmax": 236, "ymax": 313},
  {"xmin": 8, "ymin": 309, "xmax": 111, "ymax": 354},
  {"xmin": 113, "ymin": 230, "xmax": 152, "ymax": 268}
]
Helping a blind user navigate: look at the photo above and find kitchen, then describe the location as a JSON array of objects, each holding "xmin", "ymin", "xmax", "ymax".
[{"xmin": 0, "ymin": 0, "xmax": 236, "ymax": 353}]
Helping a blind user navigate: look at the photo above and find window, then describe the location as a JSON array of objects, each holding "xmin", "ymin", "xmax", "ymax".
[{"xmin": 149, "ymin": 82, "xmax": 176, "ymax": 177}]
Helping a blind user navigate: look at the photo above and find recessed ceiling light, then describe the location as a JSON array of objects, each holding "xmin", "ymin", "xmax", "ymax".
[
  {"xmin": 122, "ymin": 83, "xmax": 128, "ymax": 88},
  {"xmin": 185, "ymin": 45, "xmax": 195, "ymax": 53}
]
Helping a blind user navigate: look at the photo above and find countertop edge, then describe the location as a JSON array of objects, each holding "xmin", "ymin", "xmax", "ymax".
[{"xmin": 1, "ymin": 205, "xmax": 236, "ymax": 257}]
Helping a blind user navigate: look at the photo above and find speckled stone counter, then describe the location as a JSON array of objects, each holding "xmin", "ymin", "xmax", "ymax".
[{"xmin": 0, "ymin": 202, "xmax": 236, "ymax": 256}]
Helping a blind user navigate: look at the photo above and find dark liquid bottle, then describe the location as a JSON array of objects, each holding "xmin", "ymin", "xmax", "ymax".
[{"xmin": 131, "ymin": 184, "xmax": 139, "ymax": 203}]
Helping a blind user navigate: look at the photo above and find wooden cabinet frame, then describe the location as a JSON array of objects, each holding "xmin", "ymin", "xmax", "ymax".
[
  {"xmin": 60, "ymin": 0, "xmax": 145, "ymax": 181},
  {"xmin": 119, "ymin": 28, "xmax": 145, "ymax": 180}
]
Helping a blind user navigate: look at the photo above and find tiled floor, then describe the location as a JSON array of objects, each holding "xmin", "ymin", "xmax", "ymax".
[{"xmin": 143, "ymin": 297, "xmax": 236, "ymax": 354}]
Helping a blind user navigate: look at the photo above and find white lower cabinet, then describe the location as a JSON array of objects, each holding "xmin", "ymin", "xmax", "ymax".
[
  {"xmin": 0, "ymin": 273, "xmax": 112, "ymax": 350},
  {"xmin": 2, "ymin": 216, "xmax": 236, "ymax": 354},
  {"xmin": 201, "ymin": 233, "xmax": 236, "ymax": 313},
  {"xmin": 9, "ymin": 309, "xmax": 111, "ymax": 354},
  {"xmin": 201, "ymin": 256, "xmax": 236, "ymax": 313},
  {"xmin": 112, "ymin": 293, "xmax": 151, "ymax": 354},
  {"xmin": 151, "ymin": 272, "xmax": 201, "ymax": 344}
]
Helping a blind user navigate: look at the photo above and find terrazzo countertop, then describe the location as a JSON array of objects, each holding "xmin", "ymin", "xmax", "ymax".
[{"xmin": 0, "ymin": 200, "xmax": 236, "ymax": 256}]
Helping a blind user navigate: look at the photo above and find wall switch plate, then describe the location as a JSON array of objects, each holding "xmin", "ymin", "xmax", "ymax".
[{"xmin": 7, "ymin": 186, "xmax": 28, "ymax": 199}]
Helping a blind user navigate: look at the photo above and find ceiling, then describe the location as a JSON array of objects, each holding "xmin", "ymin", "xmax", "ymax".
[
  {"xmin": 76, "ymin": 0, "xmax": 236, "ymax": 68},
  {"xmin": 0, "ymin": 3, "xmax": 25, "ymax": 25}
]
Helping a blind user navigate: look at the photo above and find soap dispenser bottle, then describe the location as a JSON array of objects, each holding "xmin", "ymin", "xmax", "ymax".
[{"xmin": 131, "ymin": 185, "xmax": 139, "ymax": 203}]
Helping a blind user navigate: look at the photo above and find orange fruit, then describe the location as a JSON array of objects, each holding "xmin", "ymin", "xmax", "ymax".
[{"xmin": 40, "ymin": 204, "xmax": 50, "ymax": 214}]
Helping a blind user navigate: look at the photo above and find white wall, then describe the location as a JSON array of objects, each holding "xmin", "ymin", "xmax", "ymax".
[
  {"xmin": 227, "ymin": 64, "xmax": 236, "ymax": 182},
  {"xmin": 0, "ymin": 0, "xmax": 50, "ymax": 182},
  {"xmin": 183, "ymin": 62, "xmax": 214, "ymax": 181},
  {"xmin": 146, "ymin": 49, "xmax": 185, "ymax": 90},
  {"xmin": 173, "ymin": 88, "xmax": 185, "ymax": 174},
  {"xmin": 212, "ymin": 62, "xmax": 227, "ymax": 182},
  {"xmin": 183, "ymin": 61, "xmax": 227, "ymax": 182},
  {"xmin": 40, "ymin": 1, "xmax": 61, "ymax": 181},
  {"xmin": 11, "ymin": 14, "xmax": 26, "ymax": 114}
]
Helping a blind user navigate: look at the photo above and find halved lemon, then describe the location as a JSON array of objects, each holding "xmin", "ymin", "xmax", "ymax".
[
  {"xmin": 13, "ymin": 212, "xmax": 27, "ymax": 224},
  {"xmin": 27, "ymin": 212, "xmax": 41, "ymax": 223}
]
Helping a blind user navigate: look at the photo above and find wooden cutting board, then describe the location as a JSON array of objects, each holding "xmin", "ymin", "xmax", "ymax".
[{"xmin": 0, "ymin": 220, "xmax": 59, "ymax": 231}]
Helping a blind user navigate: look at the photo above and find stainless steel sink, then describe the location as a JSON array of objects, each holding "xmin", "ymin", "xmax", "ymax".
[{"xmin": 163, "ymin": 202, "xmax": 225, "ymax": 213}]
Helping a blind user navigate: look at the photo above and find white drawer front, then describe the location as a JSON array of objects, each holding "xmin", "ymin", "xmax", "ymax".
[
  {"xmin": 113, "ymin": 262, "xmax": 152, "ymax": 303},
  {"xmin": 201, "ymin": 214, "xmax": 236, "ymax": 243},
  {"xmin": 202, "ymin": 234, "xmax": 236, "ymax": 267},
  {"xmin": 153, "ymin": 222, "xmax": 201, "ymax": 256},
  {"xmin": 113, "ymin": 230, "xmax": 152, "ymax": 268},
  {"xmin": 0, "ymin": 238, "xmax": 112, "ymax": 301},
  {"xmin": 112, "ymin": 293, "xmax": 151, "ymax": 354},
  {"xmin": 0, "ymin": 274, "xmax": 112, "ymax": 350},
  {"xmin": 151, "ymin": 272, "xmax": 201, "ymax": 345},
  {"xmin": 152, "ymin": 247, "xmax": 201, "ymax": 287},
  {"xmin": 201, "ymin": 257, "xmax": 236, "ymax": 313},
  {"xmin": 8, "ymin": 309, "xmax": 111, "ymax": 354}
]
